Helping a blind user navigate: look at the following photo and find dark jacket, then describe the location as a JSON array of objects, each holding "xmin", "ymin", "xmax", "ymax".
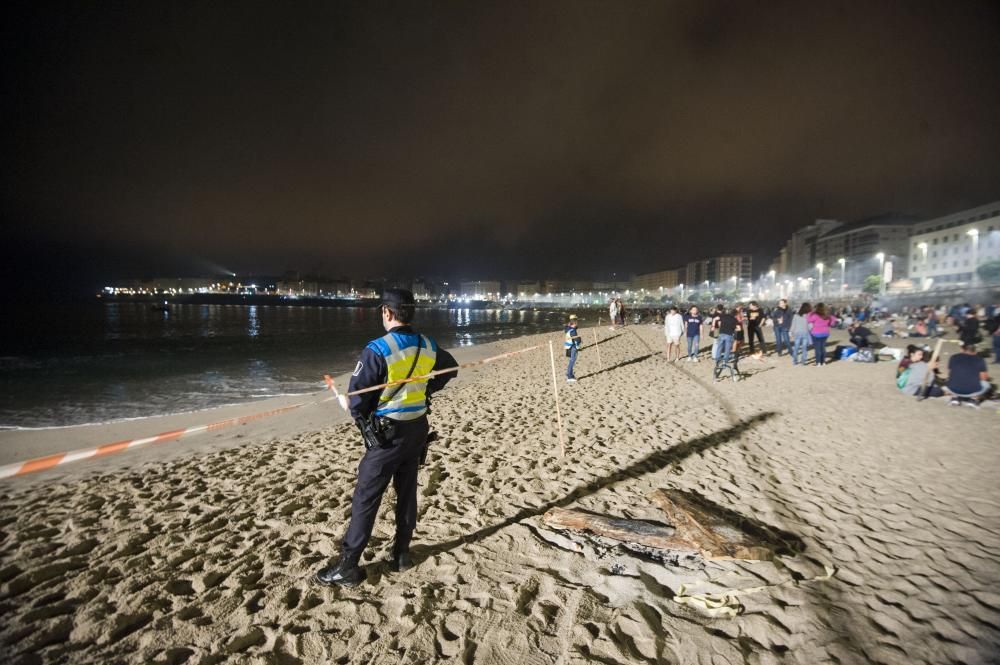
[
  {"xmin": 771, "ymin": 306, "xmax": 792, "ymax": 330},
  {"xmin": 959, "ymin": 316, "xmax": 980, "ymax": 344}
]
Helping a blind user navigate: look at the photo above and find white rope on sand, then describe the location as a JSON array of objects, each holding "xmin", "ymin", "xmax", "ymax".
[{"xmin": 673, "ymin": 564, "xmax": 837, "ymax": 618}]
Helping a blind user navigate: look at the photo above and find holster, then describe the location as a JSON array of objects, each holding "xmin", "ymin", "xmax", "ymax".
[{"xmin": 355, "ymin": 415, "xmax": 398, "ymax": 450}]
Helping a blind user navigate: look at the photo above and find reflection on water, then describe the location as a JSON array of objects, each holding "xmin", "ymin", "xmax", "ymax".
[
  {"xmin": 2, "ymin": 303, "xmax": 568, "ymax": 427},
  {"xmin": 247, "ymin": 305, "xmax": 260, "ymax": 338}
]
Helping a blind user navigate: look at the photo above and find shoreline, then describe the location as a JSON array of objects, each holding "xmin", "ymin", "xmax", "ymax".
[
  {"xmin": 0, "ymin": 335, "xmax": 518, "ymax": 482},
  {"xmin": 0, "ymin": 321, "xmax": 970, "ymax": 482},
  {"xmin": 0, "ymin": 322, "xmax": 997, "ymax": 663}
]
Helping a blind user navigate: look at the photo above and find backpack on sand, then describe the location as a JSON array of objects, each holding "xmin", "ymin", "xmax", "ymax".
[
  {"xmin": 854, "ymin": 348, "xmax": 876, "ymax": 363},
  {"xmin": 896, "ymin": 368, "xmax": 910, "ymax": 389}
]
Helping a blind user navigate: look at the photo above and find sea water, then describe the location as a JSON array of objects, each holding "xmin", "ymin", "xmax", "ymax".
[{"xmin": 0, "ymin": 302, "xmax": 566, "ymax": 428}]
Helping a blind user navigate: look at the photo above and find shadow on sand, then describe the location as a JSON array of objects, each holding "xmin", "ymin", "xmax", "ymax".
[
  {"xmin": 408, "ymin": 411, "xmax": 780, "ymax": 562},
  {"xmin": 577, "ymin": 354, "xmax": 653, "ymax": 380}
]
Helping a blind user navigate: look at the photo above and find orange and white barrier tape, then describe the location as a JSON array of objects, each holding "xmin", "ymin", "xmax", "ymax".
[
  {"xmin": 333, "ymin": 344, "xmax": 542, "ymax": 399},
  {"xmin": 0, "ymin": 402, "xmax": 310, "ymax": 479},
  {"xmin": 1, "ymin": 342, "xmax": 542, "ymax": 479}
]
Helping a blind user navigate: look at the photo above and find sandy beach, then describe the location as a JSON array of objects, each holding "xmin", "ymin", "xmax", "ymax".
[{"xmin": 1, "ymin": 324, "xmax": 998, "ymax": 664}]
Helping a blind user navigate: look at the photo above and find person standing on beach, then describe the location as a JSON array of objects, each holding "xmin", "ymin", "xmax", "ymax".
[
  {"xmin": 771, "ymin": 299, "xmax": 792, "ymax": 357},
  {"xmin": 609, "ymin": 299, "xmax": 619, "ymax": 329},
  {"xmin": 806, "ymin": 303, "xmax": 837, "ymax": 366},
  {"xmin": 565, "ymin": 314, "xmax": 582, "ymax": 382},
  {"xmin": 714, "ymin": 305, "xmax": 739, "ymax": 376},
  {"xmin": 682, "ymin": 305, "xmax": 703, "ymax": 362},
  {"xmin": 790, "ymin": 303, "xmax": 811, "ymax": 366},
  {"xmin": 745, "ymin": 301, "xmax": 766, "ymax": 355},
  {"xmin": 732, "ymin": 305, "xmax": 746, "ymax": 356},
  {"xmin": 316, "ymin": 289, "xmax": 458, "ymax": 587},
  {"xmin": 987, "ymin": 308, "xmax": 1000, "ymax": 364},
  {"xmin": 664, "ymin": 306, "xmax": 684, "ymax": 361}
]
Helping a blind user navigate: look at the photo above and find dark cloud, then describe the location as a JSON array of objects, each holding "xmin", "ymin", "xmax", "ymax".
[{"xmin": 4, "ymin": 1, "xmax": 1000, "ymax": 292}]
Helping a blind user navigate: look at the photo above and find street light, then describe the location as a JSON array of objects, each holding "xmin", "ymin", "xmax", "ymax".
[
  {"xmin": 967, "ymin": 229, "xmax": 979, "ymax": 287},
  {"xmin": 816, "ymin": 262, "xmax": 824, "ymax": 297},
  {"xmin": 876, "ymin": 252, "xmax": 886, "ymax": 296},
  {"xmin": 916, "ymin": 243, "xmax": 928, "ymax": 291},
  {"xmin": 837, "ymin": 258, "xmax": 846, "ymax": 295}
]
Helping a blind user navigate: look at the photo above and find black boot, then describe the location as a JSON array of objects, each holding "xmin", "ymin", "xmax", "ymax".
[
  {"xmin": 315, "ymin": 556, "xmax": 364, "ymax": 587},
  {"xmin": 389, "ymin": 551, "xmax": 413, "ymax": 572}
]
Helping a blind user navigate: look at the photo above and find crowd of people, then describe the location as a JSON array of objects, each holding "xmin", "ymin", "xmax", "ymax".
[{"xmin": 634, "ymin": 298, "xmax": 999, "ymax": 402}]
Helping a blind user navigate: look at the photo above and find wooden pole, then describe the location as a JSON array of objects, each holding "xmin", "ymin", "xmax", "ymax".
[
  {"xmin": 548, "ymin": 340, "xmax": 566, "ymax": 457},
  {"xmin": 916, "ymin": 338, "xmax": 949, "ymax": 399},
  {"xmin": 323, "ymin": 374, "xmax": 350, "ymax": 411},
  {"xmin": 594, "ymin": 317, "xmax": 603, "ymax": 370}
]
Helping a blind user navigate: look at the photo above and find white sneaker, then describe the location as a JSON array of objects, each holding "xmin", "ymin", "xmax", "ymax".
[{"xmin": 566, "ymin": 378, "xmax": 577, "ymax": 383}]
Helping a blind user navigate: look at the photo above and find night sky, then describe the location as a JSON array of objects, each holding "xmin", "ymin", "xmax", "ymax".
[{"xmin": 3, "ymin": 1, "xmax": 1000, "ymax": 296}]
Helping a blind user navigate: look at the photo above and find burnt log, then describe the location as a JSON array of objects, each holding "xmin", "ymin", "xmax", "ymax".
[
  {"xmin": 541, "ymin": 507, "xmax": 686, "ymax": 551},
  {"xmin": 648, "ymin": 489, "xmax": 775, "ymax": 561}
]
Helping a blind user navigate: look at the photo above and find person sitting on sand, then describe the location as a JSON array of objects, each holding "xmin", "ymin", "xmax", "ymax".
[
  {"xmin": 897, "ymin": 344, "xmax": 919, "ymax": 377},
  {"xmin": 896, "ymin": 346, "xmax": 943, "ymax": 398},
  {"xmin": 944, "ymin": 343, "xmax": 992, "ymax": 408},
  {"xmin": 848, "ymin": 322, "xmax": 873, "ymax": 349}
]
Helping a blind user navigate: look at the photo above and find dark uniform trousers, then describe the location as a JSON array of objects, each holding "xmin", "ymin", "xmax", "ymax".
[{"xmin": 342, "ymin": 416, "xmax": 429, "ymax": 561}]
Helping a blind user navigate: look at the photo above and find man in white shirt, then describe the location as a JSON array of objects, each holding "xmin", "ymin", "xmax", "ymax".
[{"xmin": 664, "ymin": 305, "xmax": 685, "ymax": 361}]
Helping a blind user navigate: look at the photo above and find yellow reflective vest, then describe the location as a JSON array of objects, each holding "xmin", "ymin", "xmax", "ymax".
[{"xmin": 370, "ymin": 331, "xmax": 438, "ymax": 421}]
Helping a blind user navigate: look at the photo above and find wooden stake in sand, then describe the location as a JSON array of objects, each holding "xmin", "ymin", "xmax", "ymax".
[
  {"xmin": 548, "ymin": 340, "xmax": 566, "ymax": 457},
  {"xmin": 323, "ymin": 374, "xmax": 350, "ymax": 411},
  {"xmin": 918, "ymin": 339, "xmax": 944, "ymax": 393},
  {"xmin": 594, "ymin": 318, "xmax": 603, "ymax": 370},
  {"xmin": 917, "ymin": 338, "xmax": 960, "ymax": 399}
]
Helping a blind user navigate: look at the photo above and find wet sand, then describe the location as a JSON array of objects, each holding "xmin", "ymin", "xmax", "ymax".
[{"xmin": 1, "ymin": 324, "xmax": 997, "ymax": 664}]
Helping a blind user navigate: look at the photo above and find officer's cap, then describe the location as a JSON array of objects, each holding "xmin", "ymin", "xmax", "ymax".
[
  {"xmin": 381, "ymin": 288, "xmax": 416, "ymax": 322},
  {"xmin": 382, "ymin": 288, "xmax": 415, "ymax": 310}
]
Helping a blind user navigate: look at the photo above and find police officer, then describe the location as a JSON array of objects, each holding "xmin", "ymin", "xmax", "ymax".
[
  {"xmin": 564, "ymin": 314, "xmax": 582, "ymax": 383},
  {"xmin": 316, "ymin": 288, "xmax": 457, "ymax": 587}
]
